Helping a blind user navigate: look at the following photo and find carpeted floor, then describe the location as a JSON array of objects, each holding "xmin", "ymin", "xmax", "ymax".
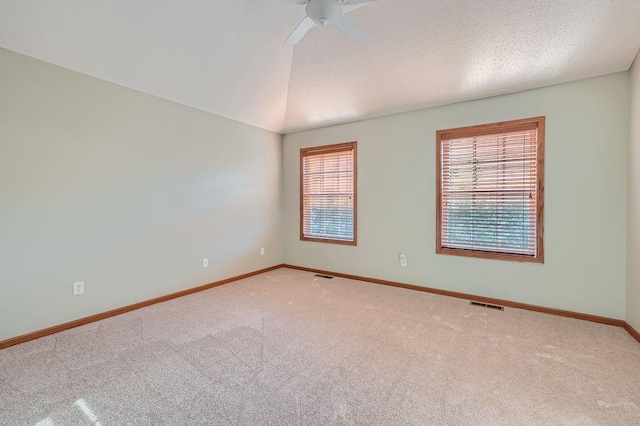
[{"xmin": 1, "ymin": 267, "xmax": 639, "ymax": 425}]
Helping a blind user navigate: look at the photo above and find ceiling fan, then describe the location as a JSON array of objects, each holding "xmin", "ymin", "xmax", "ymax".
[{"xmin": 285, "ymin": 0, "xmax": 379, "ymax": 45}]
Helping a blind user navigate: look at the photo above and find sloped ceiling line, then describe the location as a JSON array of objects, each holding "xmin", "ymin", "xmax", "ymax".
[{"xmin": 1, "ymin": 0, "xmax": 639, "ymax": 134}]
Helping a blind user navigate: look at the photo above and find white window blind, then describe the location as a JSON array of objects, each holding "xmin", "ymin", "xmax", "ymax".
[
  {"xmin": 301, "ymin": 143, "xmax": 356, "ymax": 244},
  {"xmin": 438, "ymin": 119, "xmax": 543, "ymax": 260}
]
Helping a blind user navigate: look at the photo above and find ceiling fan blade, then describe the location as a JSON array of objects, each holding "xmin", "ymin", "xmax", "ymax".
[
  {"xmin": 286, "ymin": 16, "xmax": 316, "ymax": 45},
  {"xmin": 339, "ymin": 0, "xmax": 380, "ymax": 5},
  {"xmin": 331, "ymin": 13, "xmax": 369, "ymax": 44}
]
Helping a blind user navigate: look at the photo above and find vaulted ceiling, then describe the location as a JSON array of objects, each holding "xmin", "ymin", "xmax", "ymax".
[{"xmin": 1, "ymin": 0, "xmax": 639, "ymax": 134}]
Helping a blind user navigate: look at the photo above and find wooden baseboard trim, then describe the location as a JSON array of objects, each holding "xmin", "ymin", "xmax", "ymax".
[
  {"xmin": 283, "ymin": 264, "xmax": 626, "ymax": 328},
  {"xmin": 0, "ymin": 264, "xmax": 285, "ymax": 350},
  {"xmin": 4, "ymin": 264, "xmax": 636, "ymax": 350},
  {"xmin": 624, "ymin": 322, "xmax": 640, "ymax": 344}
]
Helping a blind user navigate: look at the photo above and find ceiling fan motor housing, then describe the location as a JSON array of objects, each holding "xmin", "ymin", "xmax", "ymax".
[{"xmin": 307, "ymin": 0, "xmax": 342, "ymax": 26}]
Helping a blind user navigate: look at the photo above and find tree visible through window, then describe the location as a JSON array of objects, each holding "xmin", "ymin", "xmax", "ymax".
[
  {"xmin": 300, "ymin": 142, "xmax": 357, "ymax": 245},
  {"xmin": 436, "ymin": 117, "xmax": 545, "ymax": 262}
]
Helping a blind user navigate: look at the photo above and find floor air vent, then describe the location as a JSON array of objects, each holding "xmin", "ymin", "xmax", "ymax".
[
  {"xmin": 470, "ymin": 301, "xmax": 504, "ymax": 311},
  {"xmin": 314, "ymin": 274, "xmax": 334, "ymax": 279}
]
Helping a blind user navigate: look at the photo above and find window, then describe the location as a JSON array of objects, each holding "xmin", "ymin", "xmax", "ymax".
[
  {"xmin": 300, "ymin": 142, "xmax": 357, "ymax": 245},
  {"xmin": 436, "ymin": 117, "xmax": 545, "ymax": 263}
]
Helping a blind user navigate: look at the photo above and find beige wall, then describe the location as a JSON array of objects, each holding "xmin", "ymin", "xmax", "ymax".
[
  {"xmin": 283, "ymin": 73, "xmax": 629, "ymax": 319},
  {"xmin": 628, "ymin": 50, "xmax": 640, "ymax": 331},
  {"xmin": 0, "ymin": 48, "xmax": 282, "ymax": 341},
  {"xmin": 1, "ymin": 44, "xmax": 634, "ymax": 341}
]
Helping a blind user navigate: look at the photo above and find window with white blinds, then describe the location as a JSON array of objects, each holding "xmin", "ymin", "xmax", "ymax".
[
  {"xmin": 300, "ymin": 142, "xmax": 357, "ymax": 245},
  {"xmin": 436, "ymin": 117, "xmax": 544, "ymax": 263}
]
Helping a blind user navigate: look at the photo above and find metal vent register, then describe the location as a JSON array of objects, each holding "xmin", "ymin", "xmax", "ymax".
[{"xmin": 470, "ymin": 301, "xmax": 505, "ymax": 311}]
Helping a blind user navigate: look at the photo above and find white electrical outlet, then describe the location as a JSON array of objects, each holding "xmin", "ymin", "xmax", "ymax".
[
  {"xmin": 260, "ymin": 247, "xmax": 265, "ymax": 256},
  {"xmin": 399, "ymin": 253, "xmax": 408, "ymax": 267},
  {"xmin": 73, "ymin": 281, "xmax": 84, "ymax": 296},
  {"xmin": 202, "ymin": 258, "xmax": 209, "ymax": 268}
]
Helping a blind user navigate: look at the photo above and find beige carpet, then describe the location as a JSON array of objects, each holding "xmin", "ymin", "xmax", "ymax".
[{"xmin": 1, "ymin": 267, "xmax": 639, "ymax": 425}]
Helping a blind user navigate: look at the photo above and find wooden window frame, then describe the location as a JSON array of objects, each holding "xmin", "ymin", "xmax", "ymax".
[
  {"xmin": 436, "ymin": 117, "xmax": 545, "ymax": 263},
  {"xmin": 300, "ymin": 141, "xmax": 358, "ymax": 246}
]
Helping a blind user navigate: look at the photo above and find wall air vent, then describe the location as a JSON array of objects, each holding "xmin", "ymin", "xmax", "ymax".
[
  {"xmin": 470, "ymin": 301, "xmax": 505, "ymax": 311},
  {"xmin": 314, "ymin": 274, "xmax": 334, "ymax": 279}
]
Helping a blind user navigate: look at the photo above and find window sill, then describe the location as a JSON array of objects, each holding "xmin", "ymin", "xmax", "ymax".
[
  {"xmin": 436, "ymin": 247, "xmax": 543, "ymax": 264},
  {"xmin": 301, "ymin": 236, "xmax": 357, "ymax": 246}
]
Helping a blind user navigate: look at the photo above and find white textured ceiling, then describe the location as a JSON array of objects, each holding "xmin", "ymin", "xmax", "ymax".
[{"xmin": 1, "ymin": 0, "xmax": 639, "ymax": 134}]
